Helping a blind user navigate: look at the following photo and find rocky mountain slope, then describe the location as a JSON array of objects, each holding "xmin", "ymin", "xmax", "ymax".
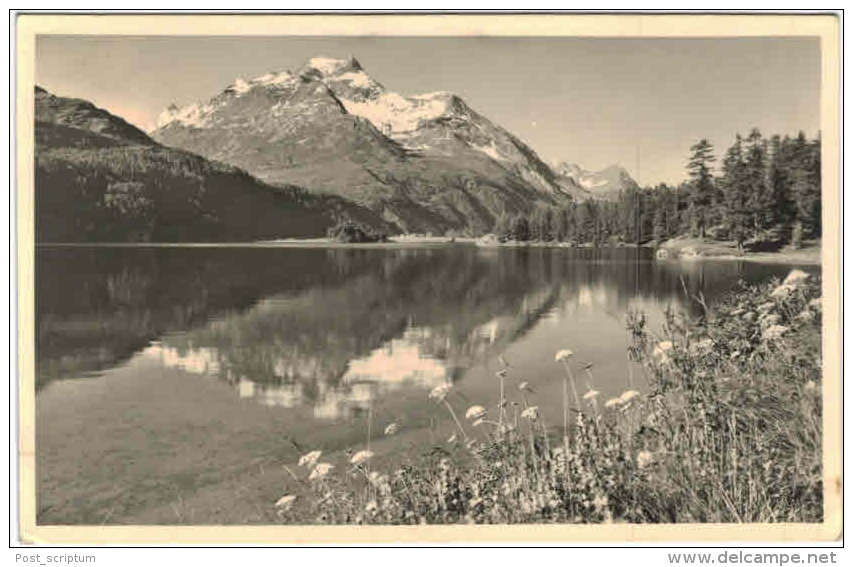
[
  {"xmin": 552, "ymin": 162, "xmax": 639, "ymax": 200},
  {"xmin": 152, "ymin": 56, "xmax": 586, "ymax": 234},
  {"xmin": 35, "ymin": 86, "xmax": 388, "ymax": 242}
]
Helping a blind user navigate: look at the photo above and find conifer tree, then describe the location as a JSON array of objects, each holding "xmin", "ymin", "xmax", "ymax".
[
  {"xmin": 766, "ymin": 135, "xmax": 793, "ymax": 230},
  {"xmin": 790, "ymin": 132, "xmax": 821, "ymax": 239},
  {"xmin": 509, "ymin": 214, "xmax": 530, "ymax": 241},
  {"xmin": 686, "ymin": 139, "xmax": 716, "ymax": 238},
  {"xmin": 720, "ymin": 134, "xmax": 749, "ymax": 252},
  {"xmin": 743, "ymin": 129, "xmax": 772, "ymax": 230}
]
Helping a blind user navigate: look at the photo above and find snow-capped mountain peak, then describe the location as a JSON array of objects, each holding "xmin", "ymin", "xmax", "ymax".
[
  {"xmin": 151, "ymin": 54, "xmax": 586, "ymax": 233},
  {"xmin": 251, "ymin": 70, "xmax": 297, "ymax": 87},
  {"xmin": 156, "ymin": 101, "xmax": 215, "ymax": 129},
  {"xmin": 297, "ymin": 56, "xmax": 365, "ymax": 81},
  {"xmin": 156, "ymin": 56, "xmax": 468, "ymax": 137},
  {"xmin": 155, "ymin": 69, "xmax": 304, "ymax": 130},
  {"xmin": 297, "ymin": 60, "xmax": 466, "ymax": 136},
  {"xmin": 552, "ymin": 161, "xmax": 639, "ymax": 198}
]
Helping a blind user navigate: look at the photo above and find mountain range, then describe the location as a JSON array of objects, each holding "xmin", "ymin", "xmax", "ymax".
[
  {"xmin": 152, "ymin": 56, "xmax": 633, "ymax": 234},
  {"xmin": 35, "ymin": 55, "xmax": 640, "ymax": 241},
  {"xmin": 552, "ymin": 162, "xmax": 640, "ymax": 201}
]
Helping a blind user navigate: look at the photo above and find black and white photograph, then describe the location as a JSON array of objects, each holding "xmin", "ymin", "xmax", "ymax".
[{"xmin": 12, "ymin": 12, "xmax": 842, "ymax": 546}]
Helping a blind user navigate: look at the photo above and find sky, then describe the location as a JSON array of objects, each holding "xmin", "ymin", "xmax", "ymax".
[{"xmin": 36, "ymin": 36, "xmax": 820, "ymax": 186}]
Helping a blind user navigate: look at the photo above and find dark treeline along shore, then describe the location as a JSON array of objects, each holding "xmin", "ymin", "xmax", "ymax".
[{"xmin": 490, "ymin": 131, "xmax": 821, "ymax": 252}]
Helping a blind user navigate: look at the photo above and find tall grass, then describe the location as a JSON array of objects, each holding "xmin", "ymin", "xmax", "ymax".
[{"xmin": 273, "ymin": 271, "xmax": 822, "ymax": 524}]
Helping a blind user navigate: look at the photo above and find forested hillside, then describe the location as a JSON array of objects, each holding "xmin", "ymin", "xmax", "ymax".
[
  {"xmin": 35, "ymin": 86, "xmax": 391, "ymax": 242},
  {"xmin": 491, "ymin": 130, "xmax": 821, "ymax": 250}
]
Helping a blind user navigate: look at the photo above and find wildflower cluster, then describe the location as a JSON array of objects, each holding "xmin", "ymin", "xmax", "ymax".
[{"xmin": 273, "ymin": 271, "xmax": 821, "ymax": 524}]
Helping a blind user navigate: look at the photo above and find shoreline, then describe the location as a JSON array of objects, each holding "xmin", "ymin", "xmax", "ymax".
[
  {"xmin": 35, "ymin": 236, "xmax": 468, "ymax": 249},
  {"xmin": 474, "ymin": 238, "xmax": 822, "ymax": 265},
  {"xmin": 35, "ymin": 237, "xmax": 823, "ymax": 265},
  {"xmin": 655, "ymin": 236, "xmax": 822, "ymax": 266}
]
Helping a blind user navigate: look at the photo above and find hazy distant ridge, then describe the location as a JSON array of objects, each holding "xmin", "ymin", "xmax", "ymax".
[{"xmin": 552, "ymin": 162, "xmax": 640, "ymax": 200}]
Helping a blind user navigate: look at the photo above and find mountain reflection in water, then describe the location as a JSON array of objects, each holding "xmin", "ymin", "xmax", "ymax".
[{"xmin": 37, "ymin": 245, "xmax": 817, "ymax": 420}]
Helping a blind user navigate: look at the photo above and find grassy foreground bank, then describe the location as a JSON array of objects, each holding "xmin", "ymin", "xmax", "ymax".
[{"xmin": 274, "ymin": 271, "xmax": 822, "ymax": 524}]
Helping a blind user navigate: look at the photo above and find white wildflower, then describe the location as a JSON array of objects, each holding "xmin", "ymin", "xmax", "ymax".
[
  {"xmin": 653, "ymin": 340, "xmax": 673, "ymax": 355},
  {"xmin": 350, "ymin": 450, "xmax": 375, "ymax": 465},
  {"xmin": 604, "ymin": 398, "xmax": 621, "ymax": 409},
  {"xmin": 274, "ymin": 494, "xmax": 297, "ymax": 509},
  {"xmin": 583, "ymin": 389, "xmax": 600, "ymax": 400},
  {"xmin": 384, "ymin": 422, "xmax": 400, "ymax": 436},
  {"xmin": 465, "ymin": 405, "xmax": 487, "ymax": 420},
  {"xmin": 520, "ymin": 406, "xmax": 539, "ymax": 420},
  {"xmin": 428, "ymin": 384, "xmax": 452, "ymax": 402},
  {"xmin": 783, "ymin": 269, "xmax": 810, "ymax": 286},
  {"xmin": 298, "ymin": 450, "xmax": 322, "ymax": 468},
  {"xmin": 653, "ymin": 341, "xmax": 673, "ymax": 364},
  {"xmin": 308, "ymin": 463, "xmax": 334, "ymax": 481},
  {"xmin": 555, "ymin": 349, "xmax": 574, "ymax": 362},
  {"xmin": 636, "ymin": 450, "xmax": 654, "ymax": 469},
  {"xmin": 619, "ymin": 390, "xmax": 640, "ymax": 404}
]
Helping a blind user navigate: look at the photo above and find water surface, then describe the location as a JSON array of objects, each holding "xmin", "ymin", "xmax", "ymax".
[{"xmin": 35, "ymin": 245, "xmax": 817, "ymax": 524}]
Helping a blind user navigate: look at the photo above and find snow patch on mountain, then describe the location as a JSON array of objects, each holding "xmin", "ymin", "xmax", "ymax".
[
  {"xmin": 338, "ymin": 91, "xmax": 453, "ymax": 134},
  {"xmin": 336, "ymin": 71, "xmax": 373, "ymax": 88},
  {"xmin": 306, "ymin": 56, "xmax": 357, "ymax": 76},
  {"xmin": 232, "ymin": 78, "xmax": 251, "ymax": 94},
  {"xmin": 157, "ymin": 71, "xmax": 301, "ymax": 129},
  {"xmin": 470, "ymin": 140, "xmax": 506, "ymax": 162},
  {"xmin": 156, "ymin": 102, "xmax": 216, "ymax": 129},
  {"xmin": 552, "ymin": 161, "xmax": 639, "ymax": 197},
  {"xmin": 253, "ymin": 70, "xmax": 297, "ymax": 87},
  {"xmin": 577, "ymin": 176, "xmax": 608, "ymax": 189}
]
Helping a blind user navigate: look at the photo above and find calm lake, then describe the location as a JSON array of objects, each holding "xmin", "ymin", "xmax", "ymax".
[{"xmin": 35, "ymin": 245, "xmax": 818, "ymax": 524}]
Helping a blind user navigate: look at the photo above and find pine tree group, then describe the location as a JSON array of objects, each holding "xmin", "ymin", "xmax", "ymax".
[{"xmin": 490, "ymin": 129, "xmax": 821, "ymax": 250}]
